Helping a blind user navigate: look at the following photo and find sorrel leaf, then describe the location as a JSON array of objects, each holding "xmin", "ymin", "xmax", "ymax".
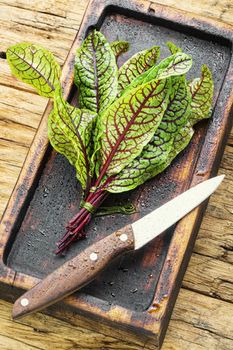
[
  {"xmin": 167, "ymin": 123, "xmax": 194, "ymax": 161},
  {"xmin": 167, "ymin": 41, "xmax": 182, "ymax": 54},
  {"xmin": 110, "ymin": 41, "xmax": 129, "ymax": 60},
  {"xmin": 95, "ymin": 77, "xmax": 171, "ymax": 181},
  {"xmin": 108, "ymin": 124, "xmax": 194, "ymax": 194},
  {"xmin": 189, "ymin": 64, "xmax": 214, "ymax": 125},
  {"xmin": 6, "ymin": 42, "xmax": 61, "ymax": 97},
  {"xmin": 120, "ymin": 53, "xmax": 192, "ymax": 96},
  {"xmin": 106, "ymin": 130, "xmax": 174, "ymax": 193},
  {"xmin": 48, "ymin": 88, "xmax": 96, "ymax": 189},
  {"xmin": 168, "ymin": 67, "xmax": 214, "ymax": 157},
  {"xmin": 134, "ymin": 103, "xmax": 210, "ymax": 190},
  {"xmin": 74, "ymin": 30, "xmax": 118, "ymax": 113},
  {"xmin": 107, "ymin": 75, "xmax": 191, "ymax": 192},
  {"xmin": 141, "ymin": 53, "xmax": 192, "ymax": 81},
  {"xmin": 159, "ymin": 76, "xmax": 191, "ymax": 133},
  {"xmin": 145, "ymin": 123, "xmax": 195, "ymax": 181},
  {"xmin": 118, "ymin": 46, "xmax": 160, "ymax": 93}
]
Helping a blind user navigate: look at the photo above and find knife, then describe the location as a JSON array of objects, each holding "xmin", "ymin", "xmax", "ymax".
[{"xmin": 12, "ymin": 175, "xmax": 224, "ymax": 320}]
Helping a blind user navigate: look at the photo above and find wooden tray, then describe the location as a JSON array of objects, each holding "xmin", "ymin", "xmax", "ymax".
[{"xmin": 1, "ymin": 0, "xmax": 233, "ymax": 348}]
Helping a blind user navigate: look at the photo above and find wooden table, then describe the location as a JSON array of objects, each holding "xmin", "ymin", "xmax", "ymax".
[{"xmin": 0, "ymin": 0, "xmax": 233, "ymax": 349}]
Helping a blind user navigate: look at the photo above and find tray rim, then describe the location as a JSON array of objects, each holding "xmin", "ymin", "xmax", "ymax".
[{"xmin": 1, "ymin": 0, "xmax": 233, "ymax": 346}]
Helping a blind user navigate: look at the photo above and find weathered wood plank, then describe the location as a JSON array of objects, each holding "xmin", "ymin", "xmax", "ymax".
[
  {"xmin": 227, "ymin": 131, "xmax": 233, "ymax": 145},
  {"xmin": 219, "ymin": 144, "xmax": 233, "ymax": 173},
  {"xmin": 0, "ymin": 1, "xmax": 86, "ymax": 60},
  {"xmin": 194, "ymin": 167, "xmax": 233, "ymax": 264},
  {"xmin": 0, "ymin": 85, "xmax": 46, "ymax": 128},
  {"xmin": 0, "ymin": 336, "xmax": 42, "ymax": 350},
  {"xmin": 0, "ymin": 85, "xmax": 46, "ymax": 149},
  {"xmin": 0, "ymin": 163, "xmax": 21, "ymax": 215},
  {"xmin": 183, "ymin": 253, "xmax": 233, "ymax": 302},
  {"xmin": 150, "ymin": 0, "xmax": 233, "ymax": 25},
  {"xmin": 164, "ymin": 320, "xmax": 233, "ymax": 350},
  {"xmin": 171, "ymin": 289, "xmax": 233, "ymax": 341},
  {"xmin": 0, "ymin": 139, "xmax": 28, "ymax": 168},
  {"xmin": 0, "ymin": 120, "xmax": 35, "ymax": 148},
  {"xmin": 0, "ymin": 0, "xmax": 68, "ymax": 17},
  {"xmin": 0, "ymin": 300, "xmax": 144, "ymax": 350},
  {"xmin": 164, "ymin": 289, "xmax": 233, "ymax": 350}
]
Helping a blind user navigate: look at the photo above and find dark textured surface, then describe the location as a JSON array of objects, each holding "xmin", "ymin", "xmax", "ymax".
[
  {"xmin": 6, "ymin": 11, "xmax": 231, "ymax": 312},
  {"xmin": 100, "ymin": 13, "xmax": 230, "ymax": 92}
]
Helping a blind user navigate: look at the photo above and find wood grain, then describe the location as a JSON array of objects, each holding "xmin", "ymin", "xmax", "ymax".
[
  {"xmin": 0, "ymin": 0, "xmax": 233, "ymax": 349},
  {"xmin": 150, "ymin": 0, "xmax": 233, "ymax": 25}
]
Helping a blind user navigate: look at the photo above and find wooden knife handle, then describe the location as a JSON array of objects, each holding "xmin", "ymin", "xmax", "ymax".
[{"xmin": 12, "ymin": 225, "xmax": 135, "ymax": 319}]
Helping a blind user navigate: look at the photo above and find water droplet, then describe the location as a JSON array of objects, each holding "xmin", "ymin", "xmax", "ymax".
[
  {"xmin": 131, "ymin": 288, "xmax": 138, "ymax": 294},
  {"xmin": 38, "ymin": 228, "xmax": 45, "ymax": 235}
]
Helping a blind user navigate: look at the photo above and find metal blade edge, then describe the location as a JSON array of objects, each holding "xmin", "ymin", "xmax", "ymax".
[{"xmin": 132, "ymin": 175, "xmax": 224, "ymax": 250}]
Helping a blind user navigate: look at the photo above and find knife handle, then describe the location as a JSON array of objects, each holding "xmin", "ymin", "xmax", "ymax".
[{"xmin": 12, "ymin": 225, "xmax": 135, "ymax": 319}]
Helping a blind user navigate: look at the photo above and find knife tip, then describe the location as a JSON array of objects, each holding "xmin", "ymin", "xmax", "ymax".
[
  {"xmin": 211, "ymin": 174, "xmax": 225, "ymax": 188},
  {"xmin": 217, "ymin": 174, "xmax": 225, "ymax": 180}
]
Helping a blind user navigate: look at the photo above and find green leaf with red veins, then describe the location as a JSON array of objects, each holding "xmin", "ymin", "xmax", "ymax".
[
  {"xmin": 167, "ymin": 122, "xmax": 194, "ymax": 161},
  {"xmin": 166, "ymin": 41, "xmax": 182, "ymax": 54},
  {"xmin": 48, "ymin": 88, "xmax": 96, "ymax": 190},
  {"xmin": 148, "ymin": 123, "xmax": 195, "ymax": 180},
  {"xmin": 189, "ymin": 64, "xmax": 214, "ymax": 125},
  {"xmin": 94, "ymin": 77, "xmax": 171, "ymax": 182},
  {"xmin": 118, "ymin": 45, "xmax": 160, "ymax": 93},
  {"xmin": 74, "ymin": 30, "xmax": 118, "ymax": 113},
  {"xmin": 120, "ymin": 52, "xmax": 192, "ymax": 97},
  {"xmin": 6, "ymin": 42, "xmax": 61, "ymax": 97},
  {"xmin": 107, "ymin": 75, "xmax": 191, "ymax": 193},
  {"xmin": 110, "ymin": 41, "xmax": 129, "ymax": 60},
  {"xmin": 159, "ymin": 76, "xmax": 191, "ymax": 133},
  {"xmin": 108, "ymin": 124, "xmax": 194, "ymax": 193}
]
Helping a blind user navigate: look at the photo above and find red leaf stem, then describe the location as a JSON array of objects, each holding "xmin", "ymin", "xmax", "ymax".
[{"xmin": 55, "ymin": 179, "xmax": 112, "ymax": 254}]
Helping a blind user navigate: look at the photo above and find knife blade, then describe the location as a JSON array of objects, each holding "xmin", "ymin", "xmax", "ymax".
[{"xmin": 12, "ymin": 175, "xmax": 224, "ymax": 320}]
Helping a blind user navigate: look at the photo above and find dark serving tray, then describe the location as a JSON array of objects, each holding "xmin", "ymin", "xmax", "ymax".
[{"xmin": 1, "ymin": 0, "xmax": 233, "ymax": 348}]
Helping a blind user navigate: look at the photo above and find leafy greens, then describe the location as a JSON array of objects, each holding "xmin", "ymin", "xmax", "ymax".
[{"xmin": 6, "ymin": 32, "xmax": 214, "ymax": 254}]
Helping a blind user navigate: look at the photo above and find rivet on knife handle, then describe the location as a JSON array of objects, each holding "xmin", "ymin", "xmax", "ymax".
[{"xmin": 12, "ymin": 225, "xmax": 135, "ymax": 320}]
